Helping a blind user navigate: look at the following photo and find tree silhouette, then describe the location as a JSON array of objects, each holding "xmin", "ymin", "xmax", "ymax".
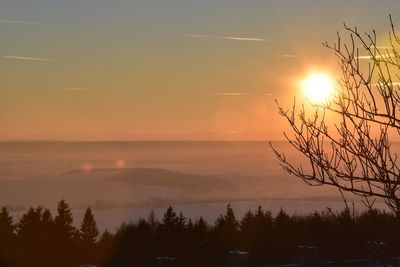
[
  {"xmin": 1, "ymin": 202, "xmax": 400, "ymax": 266},
  {"xmin": 159, "ymin": 206, "xmax": 181, "ymax": 257},
  {"xmin": 80, "ymin": 207, "xmax": 99, "ymax": 247},
  {"xmin": 0, "ymin": 207, "xmax": 15, "ymax": 267},
  {"xmin": 97, "ymin": 230, "xmax": 115, "ymax": 266},
  {"xmin": 0, "ymin": 207, "xmax": 15, "ymax": 240},
  {"xmin": 17, "ymin": 207, "xmax": 56, "ymax": 267},
  {"xmin": 162, "ymin": 206, "xmax": 179, "ymax": 228},
  {"xmin": 211, "ymin": 204, "xmax": 240, "ymax": 264},
  {"xmin": 79, "ymin": 207, "xmax": 99, "ymax": 264},
  {"xmin": 53, "ymin": 200, "xmax": 77, "ymax": 267},
  {"xmin": 240, "ymin": 206, "xmax": 274, "ymax": 265},
  {"xmin": 54, "ymin": 200, "xmax": 75, "ymax": 239},
  {"xmin": 271, "ymin": 15, "xmax": 400, "ymax": 215}
]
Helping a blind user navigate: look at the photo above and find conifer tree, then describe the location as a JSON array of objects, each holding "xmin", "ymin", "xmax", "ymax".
[
  {"xmin": 17, "ymin": 207, "xmax": 43, "ymax": 240},
  {"xmin": 0, "ymin": 207, "xmax": 16, "ymax": 267},
  {"xmin": 17, "ymin": 207, "xmax": 51, "ymax": 267},
  {"xmin": 0, "ymin": 207, "xmax": 15, "ymax": 240},
  {"xmin": 77, "ymin": 207, "xmax": 99, "ymax": 265},
  {"xmin": 211, "ymin": 204, "xmax": 240, "ymax": 261},
  {"xmin": 53, "ymin": 200, "xmax": 77, "ymax": 267},
  {"xmin": 162, "ymin": 206, "xmax": 179, "ymax": 228},
  {"xmin": 80, "ymin": 207, "xmax": 99, "ymax": 247},
  {"xmin": 54, "ymin": 200, "xmax": 75, "ymax": 239},
  {"xmin": 215, "ymin": 204, "xmax": 239, "ymax": 230}
]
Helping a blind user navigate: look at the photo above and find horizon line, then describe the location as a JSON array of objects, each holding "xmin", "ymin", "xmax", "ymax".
[{"xmin": 0, "ymin": 139, "xmax": 284, "ymax": 143}]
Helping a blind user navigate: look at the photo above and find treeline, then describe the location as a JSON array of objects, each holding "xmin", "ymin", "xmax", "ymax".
[{"xmin": 0, "ymin": 201, "xmax": 400, "ymax": 267}]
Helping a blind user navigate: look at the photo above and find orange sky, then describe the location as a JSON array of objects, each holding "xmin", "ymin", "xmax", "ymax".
[{"xmin": 0, "ymin": 0, "xmax": 398, "ymax": 140}]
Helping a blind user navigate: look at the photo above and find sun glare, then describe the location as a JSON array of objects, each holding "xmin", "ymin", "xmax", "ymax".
[{"xmin": 301, "ymin": 72, "xmax": 335, "ymax": 104}]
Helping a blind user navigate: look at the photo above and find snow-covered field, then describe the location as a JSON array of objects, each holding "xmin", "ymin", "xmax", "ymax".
[{"xmin": 0, "ymin": 141, "xmax": 390, "ymax": 231}]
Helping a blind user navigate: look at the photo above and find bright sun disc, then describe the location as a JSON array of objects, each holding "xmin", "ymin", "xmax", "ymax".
[{"xmin": 301, "ymin": 72, "xmax": 335, "ymax": 103}]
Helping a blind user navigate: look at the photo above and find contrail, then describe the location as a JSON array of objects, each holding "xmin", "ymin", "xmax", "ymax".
[
  {"xmin": 0, "ymin": 19, "xmax": 43, "ymax": 25},
  {"xmin": 182, "ymin": 34, "xmax": 268, "ymax": 42},
  {"xmin": 281, "ymin": 54, "xmax": 301, "ymax": 58},
  {"xmin": 373, "ymin": 82, "xmax": 400, "ymax": 87},
  {"xmin": 2, "ymin": 55, "xmax": 53, "ymax": 62},
  {"xmin": 358, "ymin": 53, "xmax": 394, "ymax": 60},
  {"xmin": 222, "ymin": 36, "xmax": 268, "ymax": 42}
]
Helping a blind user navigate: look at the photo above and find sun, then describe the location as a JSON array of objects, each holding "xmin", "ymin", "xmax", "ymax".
[{"xmin": 301, "ymin": 72, "xmax": 335, "ymax": 104}]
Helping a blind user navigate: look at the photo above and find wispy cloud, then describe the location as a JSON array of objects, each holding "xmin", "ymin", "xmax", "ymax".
[
  {"xmin": 281, "ymin": 54, "xmax": 301, "ymax": 58},
  {"xmin": 358, "ymin": 53, "xmax": 395, "ymax": 60},
  {"xmin": 200, "ymin": 92, "xmax": 247, "ymax": 96},
  {"xmin": 0, "ymin": 19, "xmax": 43, "ymax": 25},
  {"xmin": 2, "ymin": 55, "xmax": 53, "ymax": 62},
  {"xmin": 265, "ymin": 93, "xmax": 274, "ymax": 96},
  {"xmin": 358, "ymin": 45, "xmax": 392, "ymax": 49},
  {"xmin": 182, "ymin": 34, "xmax": 268, "ymax": 42},
  {"xmin": 372, "ymin": 82, "xmax": 400, "ymax": 87},
  {"xmin": 222, "ymin": 36, "xmax": 268, "ymax": 42}
]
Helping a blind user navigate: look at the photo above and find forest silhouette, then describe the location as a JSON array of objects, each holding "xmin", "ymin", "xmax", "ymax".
[{"xmin": 0, "ymin": 200, "xmax": 399, "ymax": 267}]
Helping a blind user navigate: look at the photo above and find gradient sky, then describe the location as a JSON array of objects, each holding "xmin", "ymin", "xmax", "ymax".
[{"xmin": 1, "ymin": 0, "xmax": 399, "ymax": 140}]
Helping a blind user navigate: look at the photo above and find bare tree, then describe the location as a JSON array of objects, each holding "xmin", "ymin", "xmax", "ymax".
[{"xmin": 271, "ymin": 15, "xmax": 400, "ymax": 216}]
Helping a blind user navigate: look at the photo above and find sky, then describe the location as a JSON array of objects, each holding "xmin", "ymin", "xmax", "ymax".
[{"xmin": 0, "ymin": 0, "xmax": 399, "ymax": 141}]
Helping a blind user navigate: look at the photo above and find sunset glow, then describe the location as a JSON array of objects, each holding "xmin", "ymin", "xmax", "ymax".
[
  {"xmin": 0, "ymin": 1, "xmax": 395, "ymax": 142},
  {"xmin": 301, "ymin": 72, "xmax": 335, "ymax": 104},
  {"xmin": 1, "ymin": 2, "xmax": 400, "ymax": 266}
]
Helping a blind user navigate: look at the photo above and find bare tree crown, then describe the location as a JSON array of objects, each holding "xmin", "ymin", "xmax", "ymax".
[{"xmin": 271, "ymin": 15, "xmax": 400, "ymax": 215}]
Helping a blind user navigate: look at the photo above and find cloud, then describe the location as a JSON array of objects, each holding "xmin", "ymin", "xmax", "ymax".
[
  {"xmin": 281, "ymin": 54, "xmax": 301, "ymax": 58},
  {"xmin": 0, "ymin": 19, "xmax": 43, "ymax": 25},
  {"xmin": 183, "ymin": 34, "xmax": 214, "ymax": 38},
  {"xmin": 372, "ymin": 82, "xmax": 400, "ymax": 87},
  {"xmin": 182, "ymin": 34, "xmax": 268, "ymax": 42},
  {"xmin": 2, "ymin": 55, "xmax": 53, "ymax": 62},
  {"xmin": 357, "ymin": 53, "xmax": 395, "ymax": 60},
  {"xmin": 222, "ymin": 36, "xmax": 268, "ymax": 42},
  {"xmin": 200, "ymin": 92, "xmax": 246, "ymax": 96},
  {"xmin": 358, "ymin": 45, "xmax": 392, "ymax": 49},
  {"xmin": 265, "ymin": 93, "xmax": 274, "ymax": 96}
]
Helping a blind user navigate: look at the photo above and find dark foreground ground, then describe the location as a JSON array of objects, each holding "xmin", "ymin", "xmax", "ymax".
[{"xmin": 0, "ymin": 200, "xmax": 399, "ymax": 267}]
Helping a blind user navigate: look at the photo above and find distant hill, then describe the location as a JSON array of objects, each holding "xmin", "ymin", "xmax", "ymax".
[{"xmin": 65, "ymin": 167, "xmax": 236, "ymax": 192}]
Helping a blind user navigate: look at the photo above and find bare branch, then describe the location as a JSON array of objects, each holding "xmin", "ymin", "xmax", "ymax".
[{"xmin": 272, "ymin": 16, "xmax": 400, "ymax": 216}]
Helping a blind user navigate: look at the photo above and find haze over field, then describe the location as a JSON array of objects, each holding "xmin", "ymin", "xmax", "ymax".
[
  {"xmin": 0, "ymin": 141, "xmax": 358, "ymax": 231},
  {"xmin": 0, "ymin": 141, "xmax": 319, "ymax": 206},
  {"xmin": 0, "ymin": 141, "xmax": 388, "ymax": 204},
  {"xmin": 1, "ymin": 1, "xmax": 399, "ymax": 232}
]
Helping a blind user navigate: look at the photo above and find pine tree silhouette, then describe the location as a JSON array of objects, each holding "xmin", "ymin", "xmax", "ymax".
[
  {"xmin": 54, "ymin": 200, "xmax": 75, "ymax": 240},
  {"xmin": 54, "ymin": 200, "xmax": 77, "ymax": 267},
  {"xmin": 0, "ymin": 207, "xmax": 15, "ymax": 267},
  {"xmin": 212, "ymin": 204, "xmax": 240, "ymax": 264},
  {"xmin": 17, "ymin": 207, "xmax": 53, "ymax": 267},
  {"xmin": 79, "ymin": 207, "xmax": 99, "ymax": 265},
  {"xmin": 80, "ymin": 207, "xmax": 99, "ymax": 247},
  {"xmin": 162, "ymin": 206, "xmax": 179, "ymax": 228},
  {"xmin": 0, "ymin": 207, "xmax": 15, "ymax": 241}
]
